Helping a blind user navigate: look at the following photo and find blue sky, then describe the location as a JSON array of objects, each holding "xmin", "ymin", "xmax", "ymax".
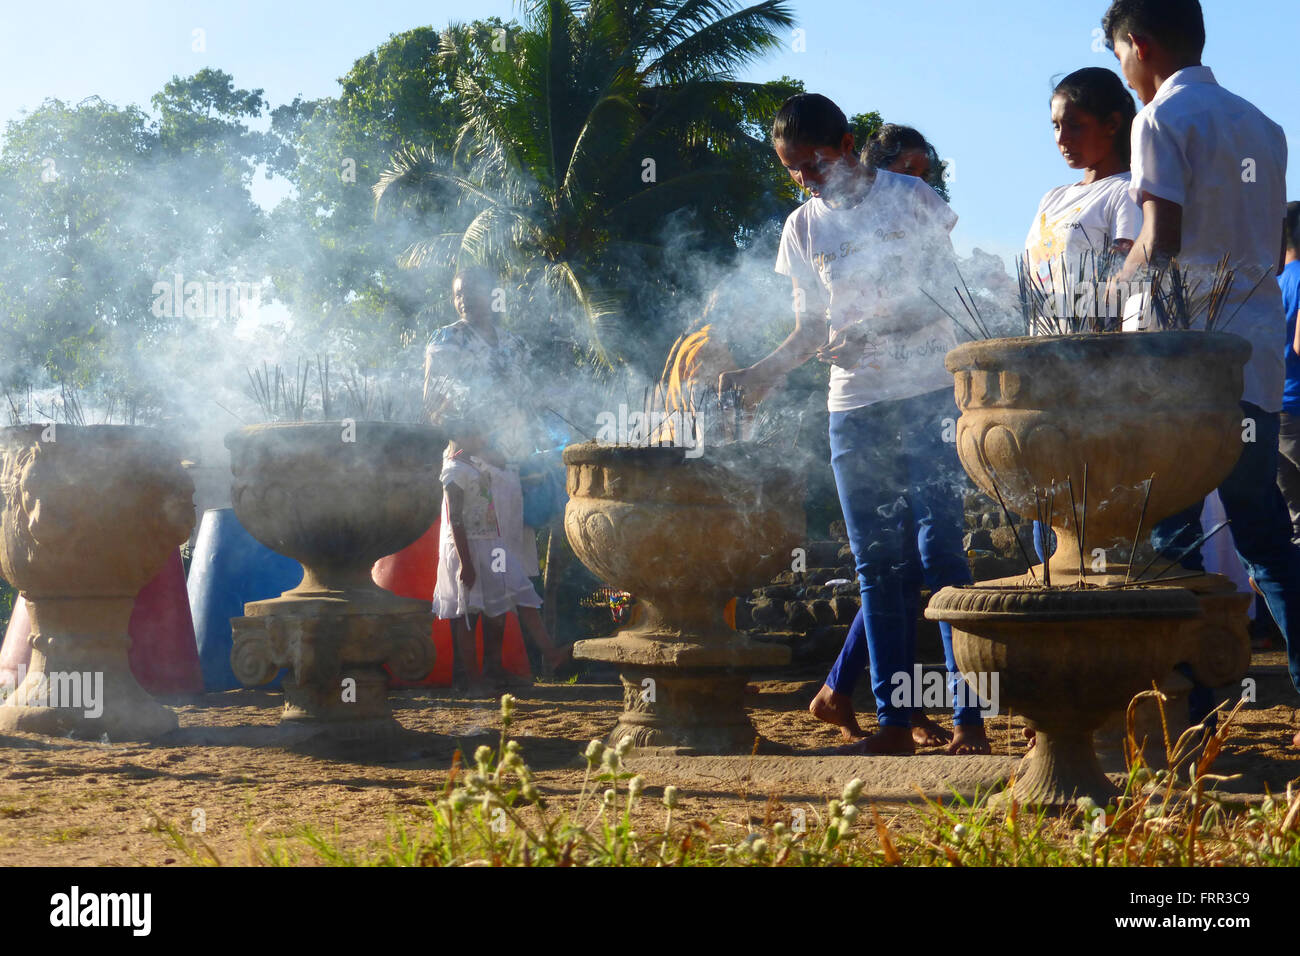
[{"xmin": 2, "ymin": 0, "xmax": 1296, "ymax": 267}]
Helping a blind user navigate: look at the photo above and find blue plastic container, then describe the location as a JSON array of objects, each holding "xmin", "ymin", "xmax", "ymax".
[{"xmin": 187, "ymin": 508, "xmax": 303, "ymax": 691}]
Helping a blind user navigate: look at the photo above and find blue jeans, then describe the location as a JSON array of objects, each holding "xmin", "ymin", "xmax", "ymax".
[
  {"xmin": 826, "ymin": 388, "xmax": 982, "ymax": 728},
  {"xmin": 1152, "ymin": 403, "xmax": 1300, "ymax": 700}
]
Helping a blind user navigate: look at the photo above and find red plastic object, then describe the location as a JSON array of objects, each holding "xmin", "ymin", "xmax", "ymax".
[
  {"xmin": 0, "ymin": 594, "xmax": 32, "ymax": 690},
  {"xmin": 372, "ymin": 519, "xmax": 531, "ymax": 685},
  {"xmin": 127, "ymin": 549, "xmax": 204, "ymax": 694},
  {"xmin": 1, "ymin": 549, "xmax": 202, "ymax": 695}
]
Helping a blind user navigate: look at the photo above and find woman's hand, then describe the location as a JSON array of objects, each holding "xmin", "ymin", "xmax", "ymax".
[
  {"xmin": 817, "ymin": 324, "xmax": 875, "ymax": 369},
  {"xmin": 459, "ymin": 559, "xmax": 477, "ymax": 592}
]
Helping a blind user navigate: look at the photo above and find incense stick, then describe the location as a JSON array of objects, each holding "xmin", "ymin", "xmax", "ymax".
[
  {"xmin": 1067, "ymin": 474, "xmax": 1084, "ymax": 584},
  {"xmin": 1124, "ymin": 474, "xmax": 1155, "ymax": 585},
  {"xmin": 988, "ymin": 472, "xmax": 1039, "ymax": 585}
]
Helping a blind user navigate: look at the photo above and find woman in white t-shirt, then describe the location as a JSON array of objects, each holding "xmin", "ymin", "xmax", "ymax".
[{"xmin": 1024, "ymin": 67, "xmax": 1140, "ymax": 333}]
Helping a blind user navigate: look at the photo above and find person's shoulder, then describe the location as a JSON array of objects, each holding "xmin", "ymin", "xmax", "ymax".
[
  {"xmin": 1283, "ymin": 261, "xmax": 1300, "ymax": 290},
  {"xmin": 781, "ymin": 197, "xmax": 820, "ymax": 232},
  {"xmin": 877, "ymin": 169, "xmax": 956, "ymax": 230},
  {"xmin": 1097, "ymin": 171, "xmax": 1134, "ymax": 196},
  {"xmin": 1036, "ymin": 182, "xmax": 1072, "ymax": 208}
]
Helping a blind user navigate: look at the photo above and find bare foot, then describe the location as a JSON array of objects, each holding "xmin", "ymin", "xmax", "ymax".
[
  {"xmin": 834, "ymin": 726, "xmax": 915, "ymax": 755},
  {"xmin": 911, "ymin": 712, "xmax": 952, "ymax": 747},
  {"xmin": 947, "ymin": 724, "xmax": 992, "ymax": 755},
  {"xmin": 810, "ymin": 684, "xmax": 864, "ymax": 741},
  {"xmin": 543, "ymin": 644, "xmax": 576, "ymax": 678}
]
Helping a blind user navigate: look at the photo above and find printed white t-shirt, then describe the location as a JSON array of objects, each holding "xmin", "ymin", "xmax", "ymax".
[
  {"xmin": 1129, "ymin": 66, "xmax": 1288, "ymax": 411},
  {"xmin": 775, "ymin": 169, "xmax": 961, "ymax": 412},
  {"xmin": 1024, "ymin": 172, "xmax": 1141, "ymax": 285}
]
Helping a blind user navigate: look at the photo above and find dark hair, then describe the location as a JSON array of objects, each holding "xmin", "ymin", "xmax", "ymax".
[
  {"xmin": 864, "ymin": 124, "xmax": 932, "ymax": 171},
  {"xmin": 1287, "ymin": 201, "xmax": 1300, "ymax": 252},
  {"xmin": 1102, "ymin": 0, "xmax": 1205, "ymax": 58},
  {"xmin": 772, "ymin": 93, "xmax": 849, "ymax": 149},
  {"xmin": 454, "ymin": 263, "xmax": 496, "ymax": 291},
  {"xmin": 1052, "ymin": 68, "xmax": 1138, "ymax": 165}
]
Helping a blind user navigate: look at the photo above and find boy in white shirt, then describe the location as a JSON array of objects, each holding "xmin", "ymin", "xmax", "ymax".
[
  {"xmin": 1103, "ymin": 0, "xmax": 1300, "ymax": 747},
  {"xmin": 720, "ymin": 93, "xmax": 990, "ymax": 755}
]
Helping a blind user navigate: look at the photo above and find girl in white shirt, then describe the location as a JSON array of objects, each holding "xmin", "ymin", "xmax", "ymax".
[{"xmin": 1024, "ymin": 67, "xmax": 1141, "ymax": 333}]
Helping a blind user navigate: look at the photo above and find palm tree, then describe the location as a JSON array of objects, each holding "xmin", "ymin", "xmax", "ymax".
[{"xmin": 374, "ymin": 0, "xmax": 796, "ymax": 368}]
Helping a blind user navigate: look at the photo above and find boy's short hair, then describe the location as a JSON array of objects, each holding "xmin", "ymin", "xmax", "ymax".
[
  {"xmin": 1101, "ymin": 0, "xmax": 1205, "ymax": 58},
  {"xmin": 772, "ymin": 93, "xmax": 849, "ymax": 149},
  {"xmin": 1287, "ymin": 201, "xmax": 1300, "ymax": 252}
]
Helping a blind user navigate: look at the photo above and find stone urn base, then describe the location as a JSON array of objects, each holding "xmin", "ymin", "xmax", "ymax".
[
  {"xmin": 232, "ymin": 588, "xmax": 435, "ymax": 738},
  {"xmin": 0, "ymin": 597, "xmax": 178, "ymax": 740},
  {"xmin": 926, "ymin": 584, "xmax": 1201, "ymax": 807},
  {"xmin": 576, "ymin": 632, "xmax": 788, "ymax": 754}
]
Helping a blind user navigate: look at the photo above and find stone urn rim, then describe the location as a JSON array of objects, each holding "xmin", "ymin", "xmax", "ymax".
[
  {"xmin": 945, "ymin": 329, "xmax": 1253, "ymax": 374},
  {"xmin": 925, "ymin": 584, "xmax": 1204, "ymax": 624},
  {"xmin": 224, "ymin": 419, "xmax": 447, "ymax": 450}
]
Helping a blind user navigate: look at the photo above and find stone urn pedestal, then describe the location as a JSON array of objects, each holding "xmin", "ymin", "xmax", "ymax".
[
  {"xmin": 927, "ymin": 585, "xmax": 1201, "ymax": 805},
  {"xmin": 564, "ymin": 442, "xmax": 804, "ymax": 754},
  {"xmin": 225, "ymin": 422, "xmax": 445, "ymax": 738},
  {"xmin": 0, "ymin": 425, "xmax": 194, "ymax": 740}
]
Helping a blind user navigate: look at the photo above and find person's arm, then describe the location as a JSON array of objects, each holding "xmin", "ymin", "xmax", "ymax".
[
  {"xmin": 445, "ymin": 484, "xmax": 476, "ymax": 592},
  {"xmin": 1292, "ymin": 308, "xmax": 1300, "ymax": 357},
  {"xmin": 1116, "ymin": 193, "xmax": 1183, "ymax": 281},
  {"xmin": 718, "ymin": 276, "xmax": 825, "ymax": 396}
]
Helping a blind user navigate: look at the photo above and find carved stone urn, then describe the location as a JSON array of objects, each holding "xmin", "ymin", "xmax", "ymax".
[
  {"xmin": 945, "ymin": 332, "xmax": 1253, "ymax": 686},
  {"xmin": 0, "ymin": 425, "xmax": 195, "ymax": 740},
  {"xmin": 225, "ymin": 422, "xmax": 444, "ymax": 736},
  {"xmin": 564, "ymin": 442, "xmax": 804, "ymax": 753},
  {"xmin": 927, "ymin": 585, "xmax": 1201, "ymax": 805}
]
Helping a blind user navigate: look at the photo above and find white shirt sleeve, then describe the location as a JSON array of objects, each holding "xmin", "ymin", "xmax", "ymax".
[
  {"xmin": 774, "ymin": 212, "xmax": 828, "ymax": 316},
  {"xmin": 911, "ymin": 179, "xmax": 959, "ymax": 234},
  {"xmin": 1129, "ymin": 110, "xmax": 1189, "ymax": 207},
  {"xmin": 1110, "ymin": 182, "xmax": 1142, "ymax": 243}
]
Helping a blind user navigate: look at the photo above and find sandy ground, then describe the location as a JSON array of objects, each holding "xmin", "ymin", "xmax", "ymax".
[{"xmin": 0, "ymin": 654, "xmax": 1297, "ymax": 866}]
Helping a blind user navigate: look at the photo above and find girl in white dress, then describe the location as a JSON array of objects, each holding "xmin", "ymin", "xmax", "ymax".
[
  {"xmin": 433, "ymin": 423, "xmax": 544, "ymax": 685},
  {"xmin": 425, "ymin": 267, "xmax": 571, "ymax": 683}
]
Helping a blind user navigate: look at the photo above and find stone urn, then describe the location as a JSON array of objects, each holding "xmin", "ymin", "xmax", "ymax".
[
  {"xmin": 564, "ymin": 441, "xmax": 804, "ymax": 753},
  {"xmin": 0, "ymin": 425, "xmax": 194, "ymax": 740},
  {"xmin": 225, "ymin": 422, "xmax": 445, "ymax": 736},
  {"xmin": 926, "ymin": 585, "xmax": 1202, "ymax": 805},
  {"xmin": 946, "ymin": 331, "xmax": 1253, "ymax": 685}
]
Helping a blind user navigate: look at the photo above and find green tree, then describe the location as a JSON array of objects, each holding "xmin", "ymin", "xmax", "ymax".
[
  {"xmin": 264, "ymin": 27, "xmax": 480, "ymax": 364},
  {"xmin": 373, "ymin": 0, "xmax": 797, "ymax": 372},
  {"xmin": 0, "ymin": 72, "xmax": 270, "ymax": 422}
]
